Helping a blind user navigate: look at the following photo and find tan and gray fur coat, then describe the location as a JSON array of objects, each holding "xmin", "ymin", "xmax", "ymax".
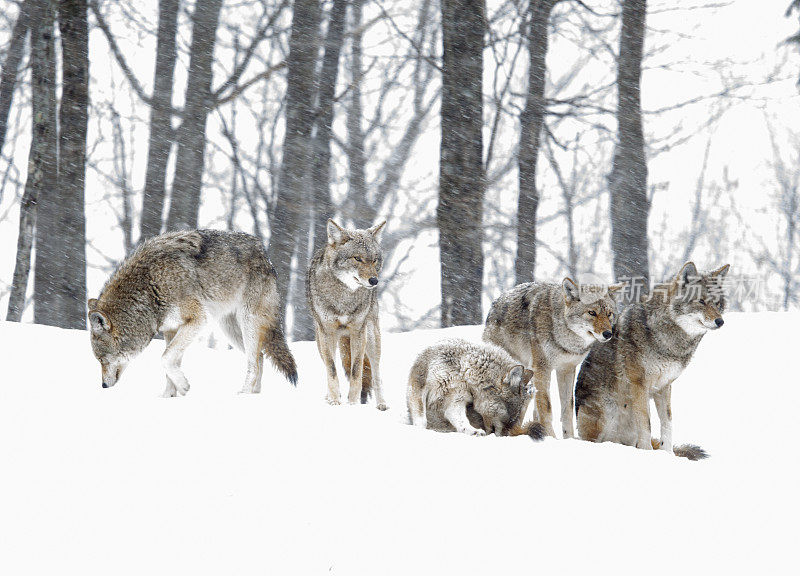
[
  {"xmin": 483, "ymin": 279, "xmax": 620, "ymax": 438},
  {"xmin": 407, "ymin": 339, "xmax": 542, "ymax": 439},
  {"xmin": 306, "ymin": 219, "xmax": 387, "ymax": 409},
  {"xmin": 575, "ymin": 262, "xmax": 729, "ymax": 458},
  {"xmin": 88, "ymin": 230, "xmax": 297, "ymax": 396}
]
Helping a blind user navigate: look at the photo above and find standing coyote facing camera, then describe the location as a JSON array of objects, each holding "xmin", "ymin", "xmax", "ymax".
[
  {"xmin": 88, "ymin": 230, "xmax": 298, "ymax": 396},
  {"xmin": 307, "ymin": 219, "xmax": 388, "ymax": 410},
  {"xmin": 407, "ymin": 339, "xmax": 543, "ymax": 440},
  {"xmin": 575, "ymin": 262, "xmax": 730, "ymax": 459},
  {"xmin": 483, "ymin": 279, "xmax": 621, "ymax": 438}
]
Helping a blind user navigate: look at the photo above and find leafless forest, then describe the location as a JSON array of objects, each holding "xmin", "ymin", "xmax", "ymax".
[{"xmin": 0, "ymin": 0, "xmax": 797, "ymax": 338}]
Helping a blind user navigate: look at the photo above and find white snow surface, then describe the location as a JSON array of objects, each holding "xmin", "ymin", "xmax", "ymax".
[{"xmin": 0, "ymin": 313, "xmax": 797, "ymax": 575}]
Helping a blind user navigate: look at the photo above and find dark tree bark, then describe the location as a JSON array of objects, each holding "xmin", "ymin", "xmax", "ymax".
[
  {"xmin": 0, "ymin": 1, "xmax": 29, "ymax": 158},
  {"xmin": 438, "ymin": 0, "xmax": 485, "ymax": 327},
  {"xmin": 140, "ymin": 0, "xmax": 180, "ymax": 240},
  {"xmin": 345, "ymin": 0, "xmax": 367, "ymax": 225},
  {"xmin": 310, "ymin": 0, "xmax": 346, "ymax": 250},
  {"xmin": 165, "ymin": 0, "xmax": 223, "ymax": 231},
  {"xmin": 515, "ymin": 0, "xmax": 557, "ymax": 285},
  {"xmin": 609, "ymin": 0, "xmax": 649, "ymax": 300},
  {"xmin": 21, "ymin": 0, "xmax": 57, "ymax": 326},
  {"xmin": 270, "ymin": 0, "xmax": 320, "ymax": 329},
  {"xmin": 291, "ymin": 0, "xmax": 347, "ymax": 341},
  {"xmin": 49, "ymin": 0, "xmax": 89, "ymax": 328}
]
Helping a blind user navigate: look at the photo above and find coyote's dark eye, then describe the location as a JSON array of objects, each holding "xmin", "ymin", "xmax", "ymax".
[
  {"xmin": 699, "ymin": 299, "xmax": 706, "ymax": 305},
  {"xmin": 588, "ymin": 310, "xmax": 597, "ymax": 317},
  {"xmin": 353, "ymin": 256, "xmax": 363, "ymax": 263}
]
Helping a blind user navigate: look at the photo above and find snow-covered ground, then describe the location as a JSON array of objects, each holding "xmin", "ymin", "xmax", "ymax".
[{"xmin": 0, "ymin": 313, "xmax": 797, "ymax": 575}]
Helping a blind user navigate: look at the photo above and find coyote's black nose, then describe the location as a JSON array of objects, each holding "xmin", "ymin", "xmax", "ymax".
[
  {"xmin": 102, "ymin": 382, "xmax": 109, "ymax": 388},
  {"xmin": 715, "ymin": 318, "xmax": 724, "ymax": 327},
  {"xmin": 602, "ymin": 330, "xmax": 612, "ymax": 340},
  {"xmin": 368, "ymin": 277, "xmax": 378, "ymax": 286}
]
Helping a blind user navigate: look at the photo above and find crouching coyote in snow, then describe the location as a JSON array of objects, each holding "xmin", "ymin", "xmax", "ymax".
[
  {"xmin": 407, "ymin": 338, "xmax": 544, "ymax": 440},
  {"xmin": 87, "ymin": 230, "xmax": 298, "ymax": 396}
]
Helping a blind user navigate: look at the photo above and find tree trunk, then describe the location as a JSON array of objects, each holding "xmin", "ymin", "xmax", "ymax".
[
  {"xmin": 609, "ymin": 0, "xmax": 649, "ymax": 301},
  {"xmin": 270, "ymin": 0, "xmax": 320, "ymax": 330},
  {"xmin": 515, "ymin": 0, "xmax": 557, "ymax": 284},
  {"xmin": 24, "ymin": 0, "xmax": 58, "ymax": 326},
  {"xmin": 0, "ymin": 1, "xmax": 29, "ymax": 158},
  {"xmin": 438, "ymin": 0, "xmax": 485, "ymax": 327},
  {"xmin": 50, "ymin": 0, "xmax": 89, "ymax": 329},
  {"xmin": 140, "ymin": 0, "xmax": 180, "ymax": 240},
  {"xmin": 345, "ymin": 0, "xmax": 368, "ymax": 226},
  {"xmin": 165, "ymin": 0, "xmax": 223, "ymax": 231},
  {"xmin": 291, "ymin": 0, "xmax": 347, "ymax": 342}
]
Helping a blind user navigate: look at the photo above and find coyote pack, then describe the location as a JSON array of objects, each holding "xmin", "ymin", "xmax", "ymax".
[
  {"xmin": 407, "ymin": 338, "xmax": 544, "ymax": 439},
  {"xmin": 88, "ymin": 230, "xmax": 297, "ymax": 396},
  {"xmin": 483, "ymin": 279, "xmax": 621, "ymax": 438},
  {"xmin": 575, "ymin": 262, "xmax": 729, "ymax": 459},
  {"xmin": 307, "ymin": 219, "xmax": 388, "ymax": 410}
]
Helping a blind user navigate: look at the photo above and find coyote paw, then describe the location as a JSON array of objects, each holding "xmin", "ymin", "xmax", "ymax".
[
  {"xmin": 376, "ymin": 402, "xmax": 388, "ymax": 411},
  {"xmin": 326, "ymin": 395, "xmax": 341, "ymax": 406},
  {"xmin": 636, "ymin": 438, "xmax": 653, "ymax": 450},
  {"xmin": 469, "ymin": 429, "xmax": 486, "ymax": 437}
]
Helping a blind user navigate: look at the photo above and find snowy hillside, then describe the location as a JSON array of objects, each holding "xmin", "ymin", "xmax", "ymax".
[{"xmin": 1, "ymin": 314, "xmax": 797, "ymax": 575}]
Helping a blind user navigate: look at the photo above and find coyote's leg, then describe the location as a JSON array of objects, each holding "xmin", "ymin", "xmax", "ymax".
[
  {"xmin": 556, "ymin": 366, "xmax": 576, "ymax": 439},
  {"xmin": 628, "ymin": 367, "xmax": 652, "ymax": 450},
  {"xmin": 162, "ymin": 305, "xmax": 205, "ymax": 396},
  {"xmin": 365, "ymin": 321, "xmax": 387, "ymax": 410},
  {"xmin": 218, "ymin": 313, "xmax": 244, "ymax": 352},
  {"xmin": 239, "ymin": 312, "xmax": 264, "ymax": 394},
  {"xmin": 161, "ymin": 329, "xmax": 178, "ymax": 397},
  {"xmin": 653, "ymin": 383, "xmax": 673, "ymax": 452},
  {"xmin": 347, "ymin": 329, "xmax": 367, "ymax": 404},
  {"xmin": 444, "ymin": 399, "xmax": 486, "ymax": 436},
  {"xmin": 315, "ymin": 323, "xmax": 341, "ymax": 405},
  {"xmin": 531, "ymin": 364, "xmax": 556, "ymax": 437}
]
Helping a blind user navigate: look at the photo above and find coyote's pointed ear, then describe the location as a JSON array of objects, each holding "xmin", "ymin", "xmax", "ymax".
[
  {"xmin": 607, "ymin": 283, "xmax": 624, "ymax": 298},
  {"xmin": 522, "ymin": 368, "xmax": 534, "ymax": 387},
  {"xmin": 562, "ymin": 277, "xmax": 580, "ymax": 303},
  {"xmin": 504, "ymin": 365, "xmax": 526, "ymax": 393},
  {"xmin": 88, "ymin": 310, "xmax": 111, "ymax": 334},
  {"xmin": 87, "ymin": 298, "xmax": 98, "ymax": 311},
  {"xmin": 368, "ymin": 220, "xmax": 386, "ymax": 241},
  {"xmin": 327, "ymin": 219, "xmax": 349, "ymax": 246},
  {"xmin": 711, "ymin": 264, "xmax": 730, "ymax": 279},
  {"xmin": 675, "ymin": 262, "xmax": 698, "ymax": 288}
]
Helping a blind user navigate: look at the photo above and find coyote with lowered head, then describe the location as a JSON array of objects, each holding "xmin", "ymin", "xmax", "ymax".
[
  {"xmin": 307, "ymin": 219, "xmax": 388, "ymax": 410},
  {"xmin": 483, "ymin": 279, "xmax": 621, "ymax": 438},
  {"xmin": 407, "ymin": 339, "xmax": 543, "ymax": 439},
  {"xmin": 575, "ymin": 262, "xmax": 729, "ymax": 459},
  {"xmin": 88, "ymin": 230, "xmax": 297, "ymax": 395}
]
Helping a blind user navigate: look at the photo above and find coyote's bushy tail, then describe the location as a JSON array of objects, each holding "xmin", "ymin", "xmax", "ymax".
[
  {"xmin": 262, "ymin": 325, "xmax": 298, "ymax": 386},
  {"xmin": 406, "ymin": 358, "xmax": 428, "ymax": 426},
  {"xmin": 651, "ymin": 438, "xmax": 709, "ymax": 460},
  {"xmin": 360, "ymin": 356, "xmax": 373, "ymax": 404},
  {"xmin": 509, "ymin": 421, "xmax": 546, "ymax": 442}
]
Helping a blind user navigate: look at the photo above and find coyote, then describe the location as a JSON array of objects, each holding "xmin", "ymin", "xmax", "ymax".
[
  {"xmin": 407, "ymin": 338, "xmax": 543, "ymax": 439},
  {"xmin": 88, "ymin": 230, "xmax": 297, "ymax": 396},
  {"xmin": 483, "ymin": 279, "xmax": 620, "ymax": 438},
  {"xmin": 575, "ymin": 262, "xmax": 729, "ymax": 459},
  {"xmin": 307, "ymin": 219, "xmax": 388, "ymax": 410}
]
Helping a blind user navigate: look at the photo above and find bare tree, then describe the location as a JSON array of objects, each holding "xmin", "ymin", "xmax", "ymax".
[
  {"xmin": 270, "ymin": 0, "xmax": 320, "ymax": 330},
  {"xmin": 139, "ymin": 0, "xmax": 180, "ymax": 240},
  {"xmin": 438, "ymin": 0, "xmax": 485, "ymax": 327},
  {"xmin": 515, "ymin": 0, "xmax": 558, "ymax": 285},
  {"xmin": 51, "ymin": 0, "xmax": 89, "ymax": 328},
  {"xmin": 0, "ymin": 1, "xmax": 29, "ymax": 158},
  {"xmin": 608, "ymin": 0, "xmax": 649, "ymax": 298},
  {"xmin": 165, "ymin": 0, "xmax": 224, "ymax": 231}
]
